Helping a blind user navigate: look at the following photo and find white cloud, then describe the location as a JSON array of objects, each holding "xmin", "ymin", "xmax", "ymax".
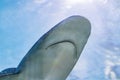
[{"xmin": 34, "ymin": 0, "xmax": 46, "ymax": 4}]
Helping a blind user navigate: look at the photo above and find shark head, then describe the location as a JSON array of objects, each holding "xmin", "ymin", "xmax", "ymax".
[{"xmin": 0, "ymin": 15, "xmax": 91, "ymax": 80}]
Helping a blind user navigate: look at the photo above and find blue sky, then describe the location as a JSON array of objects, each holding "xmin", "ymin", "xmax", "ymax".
[{"xmin": 0, "ymin": 0, "xmax": 120, "ymax": 80}]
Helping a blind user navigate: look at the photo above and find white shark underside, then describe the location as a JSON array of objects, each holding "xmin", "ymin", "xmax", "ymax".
[{"xmin": 0, "ymin": 15, "xmax": 91, "ymax": 80}]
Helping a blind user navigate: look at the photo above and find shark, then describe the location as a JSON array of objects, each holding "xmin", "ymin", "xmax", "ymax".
[{"xmin": 0, "ymin": 15, "xmax": 91, "ymax": 80}]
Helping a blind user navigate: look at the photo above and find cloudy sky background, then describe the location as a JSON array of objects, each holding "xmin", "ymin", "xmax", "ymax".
[{"xmin": 0, "ymin": 0, "xmax": 120, "ymax": 80}]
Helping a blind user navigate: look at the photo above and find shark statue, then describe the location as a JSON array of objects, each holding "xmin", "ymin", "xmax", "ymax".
[{"xmin": 0, "ymin": 15, "xmax": 91, "ymax": 80}]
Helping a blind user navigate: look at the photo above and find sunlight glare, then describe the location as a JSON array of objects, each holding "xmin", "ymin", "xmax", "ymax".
[
  {"xmin": 64, "ymin": 0, "xmax": 94, "ymax": 9},
  {"xmin": 65, "ymin": 0, "xmax": 93, "ymax": 5}
]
